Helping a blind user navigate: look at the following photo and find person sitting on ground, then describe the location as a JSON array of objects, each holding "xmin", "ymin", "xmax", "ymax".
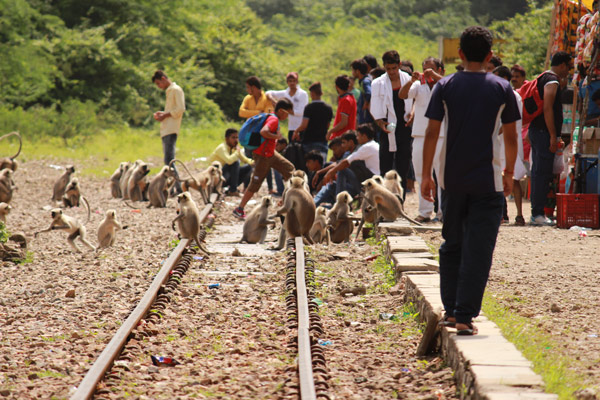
[
  {"xmin": 209, "ymin": 128, "xmax": 254, "ymax": 196},
  {"xmin": 313, "ymin": 131, "xmax": 359, "ymax": 206},
  {"xmin": 233, "ymin": 99, "xmax": 295, "ymax": 219},
  {"xmin": 328, "ymin": 138, "xmax": 345, "ymax": 162},
  {"xmin": 322, "ymin": 123, "xmax": 380, "ymax": 199},
  {"xmin": 304, "ymin": 150, "xmax": 329, "ymax": 195}
]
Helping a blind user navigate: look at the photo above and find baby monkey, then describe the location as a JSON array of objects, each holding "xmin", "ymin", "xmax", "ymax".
[{"xmin": 97, "ymin": 209, "xmax": 127, "ymax": 250}]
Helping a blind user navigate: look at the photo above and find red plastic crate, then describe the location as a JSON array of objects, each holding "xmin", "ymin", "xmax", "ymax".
[{"xmin": 556, "ymin": 194, "xmax": 600, "ymax": 229}]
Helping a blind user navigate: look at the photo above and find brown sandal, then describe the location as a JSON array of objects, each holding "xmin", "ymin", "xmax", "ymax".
[{"xmin": 456, "ymin": 322, "xmax": 478, "ymax": 336}]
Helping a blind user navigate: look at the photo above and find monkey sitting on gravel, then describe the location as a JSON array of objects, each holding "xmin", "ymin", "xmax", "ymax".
[
  {"xmin": 35, "ymin": 208, "xmax": 95, "ymax": 252},
  {"xmin": 241, "ymin": 196, "xmax": 276, "ymax": 244},
  {"xmin": 0, "ymin": 202, "xmax": 11, "ymax": 224},
  {"xmin": 327, "ymin": 191, "xmax": 354, "ymax": 243},
  {"xmin": 209, "ymin": 161, "xmax": 225, "ymax": 197},
  {"xmin": 97, "ymin": 209, "xmax": 127, "ymax": 250},
  {"xmin": 171, "ymin": 192, "xmax": 210, "ymax": 255},
  {"xmin": 110, "ymin": 162, "xmax": 129, "ymax": 198},
  {"xmin": 0, "ymin": 169, "xmax": 16, "ymax": 204},
  {"xmin": 120, "ymin": 160, "xmax": 140, "ymax": 200},
  {"xmin": 52, "ymin": 165, "xmax": 75, "ymax": 203},
  {"xmin": 309, "ymin": 206, "xmax": 330, "ymax": 245},
  {"xmin": 0, "ymin": 131, "xmax": 22, "ymax": 172},
  {"xmin": 127, "ymin": 161, "xmax": 150, "ymax": 202},
  {"xmin": 148, "ymin": 166, "xmax": 176, "ymax": 208}
]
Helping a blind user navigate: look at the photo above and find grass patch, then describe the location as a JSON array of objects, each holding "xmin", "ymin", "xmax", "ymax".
[
  {"xmin": 482, "ymin": 292, "xmax": 588, "ymax": 399},
  {"xmin": 19, "ymin": 122, "xmax": 230, "ymax": 177}
]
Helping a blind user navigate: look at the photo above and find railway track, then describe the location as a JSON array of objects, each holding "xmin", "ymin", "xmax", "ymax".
[
  {"xmin": 70, "ymin": 193, "xmax": 219, "ymax": 400},
  {"xmin": 281, "ymin": 237, "xmax": 330, "ymax": 400}
]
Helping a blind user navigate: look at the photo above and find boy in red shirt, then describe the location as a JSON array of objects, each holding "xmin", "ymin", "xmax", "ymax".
[
  {"xmin": 326, "ymin": 75, "xmax": 357, "ymax": 140},
  {"xmin": 233, "ymin": 99, "xmax": 295, "ymax": 219}
]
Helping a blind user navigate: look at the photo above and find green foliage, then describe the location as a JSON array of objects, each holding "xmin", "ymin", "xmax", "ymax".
[
  {"xmin": 0, "ymin": 0, "xmax": 556, "ymax": 145},
  {"xmin": 492, "ymin": 3, "xmax": 553, "ymax": 78}
]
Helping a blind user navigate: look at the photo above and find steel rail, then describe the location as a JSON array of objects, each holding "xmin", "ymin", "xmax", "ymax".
[
  {"xmin": 71, "ymin": 193, "xmax": 218, "ymax": 400},
  {"xmin": 295, "ymin": 237, "xmax": 317, "ymax": 400}
]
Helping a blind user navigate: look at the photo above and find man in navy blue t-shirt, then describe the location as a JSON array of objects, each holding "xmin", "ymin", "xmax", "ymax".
[{"xmin": 421, "ymin": 26, "xmax": 520, "ymax": 335}]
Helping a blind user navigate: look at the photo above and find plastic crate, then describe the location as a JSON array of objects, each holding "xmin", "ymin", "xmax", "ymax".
[{"xmin": 556, "ymin": 194, "xmax": 600, "ymax": 229}]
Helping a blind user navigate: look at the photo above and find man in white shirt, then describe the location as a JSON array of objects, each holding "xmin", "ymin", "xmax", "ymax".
[
  {"xmin": 266, "ymin": 72, "xmax": 309, "ymax": 142},
  {"xmin": 152, "ymin": 70, "xmax": 185, "ymax": 194},
  {"xmin": 323, "ymin": 124, "xmax": 379, "ymax": 198},
  {"xmin": 399, "ymin": 57, "xmax": 445, "ymax": 222},
  {"xmin": 370, "ymin": 50, "xmax": 413, "ymax": 199}
]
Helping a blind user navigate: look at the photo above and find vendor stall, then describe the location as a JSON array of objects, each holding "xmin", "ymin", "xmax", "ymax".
[{"xmin": 549, "ymin": 0, "xmax": 600, "ymax": 227}]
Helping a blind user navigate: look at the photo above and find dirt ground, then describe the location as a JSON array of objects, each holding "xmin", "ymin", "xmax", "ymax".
[{"xmin": 0, "ymin": 160, "xmax": 458, "ymax": 399}]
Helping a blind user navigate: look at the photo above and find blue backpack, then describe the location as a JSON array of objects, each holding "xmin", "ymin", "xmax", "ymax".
[{"xmin": 238, "ymin": 113, "xmax": 275, "ymax": 150}]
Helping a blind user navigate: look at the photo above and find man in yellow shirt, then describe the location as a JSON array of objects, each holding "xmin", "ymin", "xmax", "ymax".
[
  {"xmin": 209, "ymin": 128, "xmax": 254, "ymax": 196},
  {"xmin": 239, "ymin": 76, "xmax": 273, "ymax": 119},
  {"xmin": 152, "ymin": 70, "xmax": 185, "ymax": 194}
]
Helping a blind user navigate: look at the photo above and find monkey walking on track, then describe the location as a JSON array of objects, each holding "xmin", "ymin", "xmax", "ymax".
[
  {"xmin": 309, "ymin": 206, "xmax": 330, "ymax": 245},
  {"xmin": 0, "ymin": 202, "xmax": 11, "ymax": 224},
  {"xmin": 35, "ymin": 208, "xmax": 95, "ymax": 252},
  {"xmin": 0, "ymin": 169, "xmax": 16, "ymax": 204},
  {"xmin": 273, "ymin": 176, "xmax": 316, "ymax": 249},
  {"xmin": 171, "ymin": 192, "xmax": 210, "ymax": 255},
  {"xmin": 327, "ymin": 191, "xmax": 354, "ymax": 243},
  {"xmin": 96, "ymin": 209, "xmax": 127, "ymax": 250},
  {"xmin": 52, "ymin": 165, "xmax": 75, "ymax": 203},
  {"xmin": 147, "ymin": 165, "xmax": 176, "ymax": 208},
  {"xmin": 169, "ymin": 159, "xmax": 211, "ymax": 204},
  {"xmin": 0, "ymin": 131, "xmax": 22, "ymax": 172},
  {"xmin": 241, "ymin": 196, "xmax": 276, "ymax": 244},
  {"xmin": 110, "ymin": 162, "xmax": 129, "ymax": 198},
  {"xmin": 361, "ymin": 178, "xmax": 422, "ymax": 226}
]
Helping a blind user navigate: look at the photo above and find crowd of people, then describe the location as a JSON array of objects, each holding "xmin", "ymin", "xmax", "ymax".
[
  {"xmin": 194, "ymin": 38, "xmax": 570, "ymax": 231},
  {"xmin": 153, "ymin": 25, "xmax": 574, "ymax": 335}
]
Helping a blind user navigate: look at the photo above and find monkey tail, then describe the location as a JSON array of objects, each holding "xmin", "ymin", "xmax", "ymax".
[
  {"xmin": 0, "ymin": 132, "xmax": 22, "ymax": 160},
  {"xmin": 81, "ymin": 196, "xmax": 91, "ymax": 225},
  {"xmin": 169, "ymin": 159, "xmax": 199, "ymax": 187},
  {"xmin": 122, "ymin": 200, "xmax": 139, "ymax": 210}
]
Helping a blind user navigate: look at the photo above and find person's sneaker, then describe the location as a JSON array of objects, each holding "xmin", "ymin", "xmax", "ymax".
[
  {"xmin": 514, "ymin": 215, "xmax": 525, "ymax": 226},
  {"xmin": 233, "ymin": 207, "xmax": 246, "ymax": 219},
  {"xmin": 530, "ymin": 215, "xmax": 555, "ymax": 226}
]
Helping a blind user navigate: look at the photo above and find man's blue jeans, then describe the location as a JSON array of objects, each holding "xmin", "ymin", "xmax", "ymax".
[
  {"xmin": 439, "ymin": 190, "xmax": 503, "ymax": 324},
  {"xmin": 162, "ymin": 133, "xmax": 182, "ymax": 192},
  {"xmin": 528, "ymin": 125, "xmax": 555, "ymax": 217}
]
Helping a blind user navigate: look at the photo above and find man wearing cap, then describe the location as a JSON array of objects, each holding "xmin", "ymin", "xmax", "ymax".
[{"xmin": 266, "ymin": 72, "xmax": 309, "ymax": 142}]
